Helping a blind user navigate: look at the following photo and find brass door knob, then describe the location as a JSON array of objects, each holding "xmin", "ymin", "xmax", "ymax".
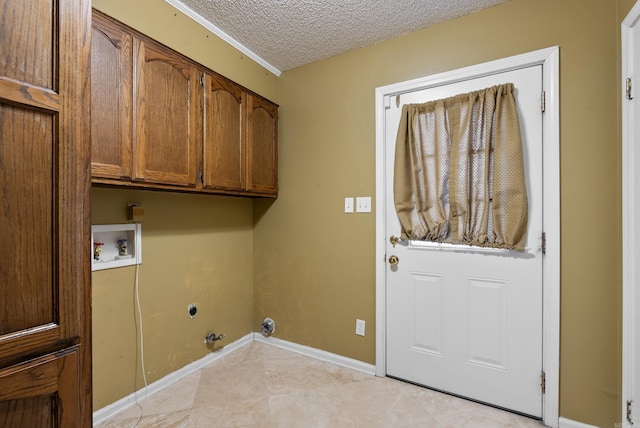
[
  {"xmin": 389, "ymin": 235, "xmax": 401, "ymax": 247},
  {"xmin": 388, "ymin": 255, "xmax": 399, "ymax": 265}
]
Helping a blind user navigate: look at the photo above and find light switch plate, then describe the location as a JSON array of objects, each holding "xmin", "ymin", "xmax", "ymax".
[
  {"xmin": 344, "ymin": 197, "xmax": 354, "ymax": 213},
  {"xmin": 356, "ymin": 197, "xmax": 371, "ymax": 213},
  {"xmin": 355, "ymin": 319, "xmax": 366, "ymax": 336}
]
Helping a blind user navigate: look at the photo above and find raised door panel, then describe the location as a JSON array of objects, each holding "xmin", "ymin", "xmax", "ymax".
[
  {"xmin": 91, "ymin": 11, "xmax": 133, "ymax": 179},
  {"xmin": 0, "ymin": 0, "xmax": 54, "ymax": 90},
  {"xmin": 409, "ymin": 273, "xmax": 443, "ymax": 356},
  {"xmin": 0, "ymin": 0, "xmax": 91, "ymax": 425},
  {"xmin": 248, "ymin": 96, "xmax": 278, "ymax": 195},
  {"xmin": 0, "ymin": 105, "xmax": 55, "ymax": 336},
  {"xmin": 133, "ymin": 39, "xmax": 201, "ymax": 187},
  {"xmin": 203, "ymin": 74, "xmax": 246, "ymax": 191},
  {"xmin": 0, "ymin": 348, "xmax": 81, "ymax": 427},
  {"xmin": 0, "ymin": 0, "xmax": 88, "ymax": 359}
]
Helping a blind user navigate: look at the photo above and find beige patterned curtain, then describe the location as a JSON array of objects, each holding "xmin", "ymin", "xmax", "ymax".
[{"xmin": 394, "ymin": 83, "xmax": 528, "ymax": 251}]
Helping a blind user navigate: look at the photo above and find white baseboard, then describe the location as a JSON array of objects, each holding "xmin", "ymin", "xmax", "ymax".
[
  {"xmin": 252, "ymin": 333, "xmax": 376, "ymax": 376},
  {"xmin": 93, "ymin": 332, "xmax": 376, "ymax": 425},
  {"xmin": 92, "ymin": 332, "xmax": 253, "ymax": 425},
  {"xmin": 558, "ymin": 417, "xmax": 599, "ymax": 428}
]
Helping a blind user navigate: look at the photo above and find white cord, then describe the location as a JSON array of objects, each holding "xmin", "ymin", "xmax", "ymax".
[
  {"xmin": 133, "ymin": 225, "xmax": 147, "ymax": 427},
  {"xmin": 135, "ymin": 256, "xmax": 148, "ymax": 391}
]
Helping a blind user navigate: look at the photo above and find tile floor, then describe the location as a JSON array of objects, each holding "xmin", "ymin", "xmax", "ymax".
[{"xmin": 96, "ymin": 341, "xmax": 547, "ymax": 428}]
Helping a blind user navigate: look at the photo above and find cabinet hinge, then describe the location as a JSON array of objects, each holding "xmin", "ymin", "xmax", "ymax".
[
  {"xmin": 628, "ymin": 400, "xmax": 634, "ymax": 425},
  {"xmin": 540, "ymin": 371, "xmax": 546, "ymax": 394},
  {"xmin": 541, "ymin": 91, "xmax": 546, "ymax": 113},
  {"xmin": 199, "ymin": 171, "xmax": 204, "ymax": 183},
  {"xmin": 200, "ymin": 73, "xmax": 205, "ymax": 87},
  {"xmin": 541, "ymin": 232, "xmax": 546, "ymax": 255},
  {"xmin": 627, "ymin": 78, "xmax": 633, "ymax": 100}
]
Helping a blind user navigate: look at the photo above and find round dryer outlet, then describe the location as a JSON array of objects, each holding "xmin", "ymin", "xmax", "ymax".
[{"xmin": 188, "ymin": 304, "xmax": 197, "ymax": 318}]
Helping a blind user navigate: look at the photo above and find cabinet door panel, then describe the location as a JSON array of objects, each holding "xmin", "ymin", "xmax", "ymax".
[
  {"xmin": 0, "ymin": 0, "xmax": 54, "ymax": 89},
  {"xmin": 133, "ymin": 39, "xmax": 200, "ymax": 186},
  {"xmin": 0, "ymin": 348, "xmax": 80, "ymax": 427},
  {"xmin": 0, "ymin": 396, "xmax": 54, "ymax": 427},
  {"xmin": 248, "ymin": 96, "xmax": 278, "ymax": 195},
  {"xmin": 0, "ymin": 0, "xmax": 85, "ymax": 358},
  {"xmin": 91, "ymin": 12, "xmax": 133, "ymax": 179},
  {"xmin": 0, "ymin": 104, "xmax": 54, "ymax": 335},
  {"xmin": 203, "ymin": 75, "xmax": 246, "ymax": 190}
]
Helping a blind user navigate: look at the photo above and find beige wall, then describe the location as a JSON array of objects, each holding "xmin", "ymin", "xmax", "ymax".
[
  {"xmin": 92, "ymin": 188, "xmax": 254, "ymax": 409},
  {"xmin": 90, "ymin": 0, "xmax": 626, "ymax": 426},
  {"xmin": 254, "ymin": 0, "xmax": 621, "ymax": 426}
]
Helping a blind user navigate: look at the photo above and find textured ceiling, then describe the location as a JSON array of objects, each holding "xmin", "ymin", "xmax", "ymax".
[{"xmin": 167, "ymin": 0, "xmax": 509, "ymax": 74}]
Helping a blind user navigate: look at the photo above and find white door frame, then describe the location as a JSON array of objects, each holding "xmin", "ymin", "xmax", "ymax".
[
  {"xmin": 622, "ymin": 3, "xmax": 640, "ymax": 427},
  {"xmin": 374, "ymin": 46, "xmax": 560, "ymax": 427}
]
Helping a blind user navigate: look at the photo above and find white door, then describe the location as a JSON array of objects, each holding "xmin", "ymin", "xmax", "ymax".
[
  {"xmin": 385, "ymin": 65, "xmax": 544, "ymax": 417},
  {"xmin": 622, "ymin": 3, "xmax": 640, "ymax": 426}
]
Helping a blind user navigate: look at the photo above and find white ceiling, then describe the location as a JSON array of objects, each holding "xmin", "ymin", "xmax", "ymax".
[{"xmin": 165, "ymin": 0, "xmax": 509, "ymax": 75}]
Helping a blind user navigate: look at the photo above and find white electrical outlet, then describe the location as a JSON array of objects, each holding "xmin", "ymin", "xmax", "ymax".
[
  {"xmin": 344, "ymin": 197, "xmax": 354, "ymax": 213},
  {"xmin": 355, "ymin": 319, "xmax": 366, "ymax": 336},
  {"xmin": 356, "ymin": 197, "xmax": 371, "ymax": 213}
]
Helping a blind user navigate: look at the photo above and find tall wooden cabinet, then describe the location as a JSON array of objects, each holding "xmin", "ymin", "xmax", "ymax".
[
  {"xmin": 91, "ymin": 10, "xmax": 278, "ymax": 197},
  {"xmin": 0, "ymin": 0, "xmax": 92, "ymax": 427}
]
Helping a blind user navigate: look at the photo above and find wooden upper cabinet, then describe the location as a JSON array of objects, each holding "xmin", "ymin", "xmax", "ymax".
[
  {"xmin": 248, "ymin": 95, "xmax": 278, "ymax": 195},
  {"xmin": 91, "ymin": 12, "xmax": 133, "ymax": 179},
  {"xmin": 132, "ymin": 38, "xmax": 201, "ymax": 187},
  {"xmin": 203, "ymin": 74, "xmax": 246, "ymax": 191},
  {"xmin": 89, "ymin": 11, "xmax": 278, "ymax": 197}
]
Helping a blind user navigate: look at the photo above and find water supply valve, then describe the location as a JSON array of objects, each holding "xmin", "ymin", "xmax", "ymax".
[
  {"xmin": 261, "ymin": 318, "xmax": 275, "ymax": 336},
  {"xmin": 204, "ymin": 332, "xmax": 226, "ymax": 343}
]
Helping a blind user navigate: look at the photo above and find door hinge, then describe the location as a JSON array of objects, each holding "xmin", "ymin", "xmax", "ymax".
[
  {"xmin": 541, "ymin": 232, "xmax": 546, "ymax": 255},
  {"xmin": 627, "ymin": 78, "xmax": 633, "ymax": 100},
  {"xmin": 628, "ymin": 400, "xmax": 634, "ymax": 425},
  {"xmin": 540, "ymin": 371, "xmax": 546, "ymax": 394},
  {"xmin": 541, "ymin": 91, "xmax": 546, "ymax": 113}
]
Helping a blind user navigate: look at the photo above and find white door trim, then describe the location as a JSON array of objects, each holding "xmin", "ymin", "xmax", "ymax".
[
  {"xmin": 374, "ymin": 46, "xmax": 560, "ymax": 428},
  {"xmin": 622, "ymin": 3, "xmax": 640, "ymax": 427}
]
